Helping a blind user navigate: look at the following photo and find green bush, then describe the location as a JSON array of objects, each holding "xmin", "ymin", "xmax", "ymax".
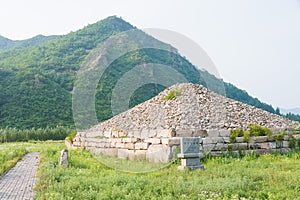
[
  {"xmin": 273, "ymin": 130, "xmax": 285, "ymax": 142},
  {"xmin": 243, "ymin": 131, "xmax": 250, "ymax": 143},
  {"xmin": 163, "ymin": 89, "xmax": 182, "ymax": 100},
  {"xmin": 248, "ymin": 124, "xmax": 272, "ymax": 137},
  {"xmin": 230, "ymin": 128, "xmax": 244, "ymax": 143},
  {"xmin": 288, "ymin": 137, "xmax": 296, "ymax": 149},
  {"xmin": 65, "ymin": 131, "xmax": 77, "ymax": 143}
]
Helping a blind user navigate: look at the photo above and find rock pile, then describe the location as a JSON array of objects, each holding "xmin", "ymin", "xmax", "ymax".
[
  {"xmin": 88, "ymin": 83, "xmax": 299, "ymax": 133},
  {"xmin": 73, "ymin": 83, "xmax": 300, "ymax": 162}
]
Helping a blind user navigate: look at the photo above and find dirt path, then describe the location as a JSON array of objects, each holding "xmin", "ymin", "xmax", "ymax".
[{"xmin": 0, "ymin": 152, "xmax": 40, "ymax": 200}]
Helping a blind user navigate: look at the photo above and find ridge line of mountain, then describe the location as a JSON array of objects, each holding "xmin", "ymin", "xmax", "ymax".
[{"xmin": 0, "ymin": 16, "xmax": 298, "ymax": 129}]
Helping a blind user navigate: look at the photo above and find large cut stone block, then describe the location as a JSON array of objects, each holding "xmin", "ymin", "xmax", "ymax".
[
  {"xmin": 195, "ymin": 130, "xmax": 208, "ymax": 137},
  {"xmin": 215, "ymin": 143, "xmax": 228, "ymax": 151},
  {"xmin": 116, "ymin": 142, "xmax": 125, "ymax": 149},
  {"xmin": 157, "ymin": 129, "xmax": 171, "ymax": 138},
  {"xmin": 127, "ymin": 150, "xmax": 135, "ymax": 160},
  {"xmin": 176, "ymin": 130, "xmax": 193, "ymax": 137},
  {"xmin": 146, "ymin": 144, "xmax": 172, "ymax": 163},
  {"xmin": 203, "ymin": 137, "xmax": 223, "ymax": 144},
  {"xmin": 145, "ymin": 138, "xmax": 161, "ymax": 144},
  {"xmin": 111, "ymin": 131, "xmax": 118, "ymax": 138},
  {"xmin": 105, "ymin": 148, "xmax": 118, "ymax": 157},
  {"xmin": 249, "ymin": 136, "xmax": 268, "ymax": 143},
  {"xmin": 140, "ymin": 129, "xmax": 149, "ymax": 139},
  {"xmin": 134, "ymin": 142, "xmax": 149, "ymax": 150},
  {"xmin": 259, "ymin": 142, "xmax": 270, "ymax": 149},
  {"xmin": 235, "ymin": 137, "xmax": 244, "ymax": 143},
  {"xmin": 269, "ymin": 142, "xmax": 276, "ymax": 149},
  {"xmin": 223, "ymin": 137, "xmax": 230, "ymax": 143},
  {"xmin": 134, "ymin": 150, "xmax": 147, "ymax": 160},
  {"xmin": 124, "ymin": 143, "xmax": 135, "ymax": 150},
  {"xmin": 283, "ymin": 141, "xmax": 289, "ymax": 148},
  {"xmin": 95, "ymin": 148, "xmax": 118, "ymax": 157},
  {"xmin": 86, "ymin": 142, "xmax": 98, "ymax": 147},
  {"xmin": 133, "ymin": 130, "xmax": 141, "ymax": 138},
  {"xmin": 118, "ymin": 149, "xmax": 129, "ymax": 159},
  {"xmin": 103, "ymin": 131, "xmax": 111, "ymax": 138},
  {"xmin": 207, "ymin": 129, "xmax": 220, "ymax": 137},
  {"xmin": 232, "ymin": 143, "xmax": 248, "ymax": 150},
  {"xmin": 86, "ymin": 131, "xmax": 102, "ymax": 138},
  {"xmin": 219, "ymin": 130, "xmax": 230, "ymax": 137},
  {"xmin": 122, "ymin": 138, "xmax": 132, "ymax": 143},
  {"xmin": 85, "ymin": 137, "xmax": 106, "ymax": 143},
  {"xmin": 148, "ymin": 130, "xmax": 157, "ymax": 138},
  {"xmin": 72, "ymin": 141, "xmax": 81, "ymax": 147},
  {"xmin": 161, "ymin": 137, "xmax": 181, "ymax": 146},
  {"xmin": 94, "ymin": 148, "xmax": 104, "ymax": 155}
]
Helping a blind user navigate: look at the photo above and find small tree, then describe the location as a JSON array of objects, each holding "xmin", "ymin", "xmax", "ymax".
[{"xmin": 275, "ymin": 107, "xmax": 281, "ymax": 115}]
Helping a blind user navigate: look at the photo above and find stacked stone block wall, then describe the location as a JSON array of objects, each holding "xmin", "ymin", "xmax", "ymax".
[{"xmin": 71, "ymin": 129, "xmax": 300, "ymax": 163}]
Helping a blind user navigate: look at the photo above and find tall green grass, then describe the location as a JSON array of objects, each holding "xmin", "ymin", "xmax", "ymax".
[
  {"xmin": 36, "ymin": 148, "xmax": 300, "ymax": 200},
  {"xmin": 0, "ymin": 141, "xmax": 65, "ymax": 177},
  {"xmin": 1, "ymin": 142, "xmax": 299, "ymax": 199},
  {"xmin": 0, "ymin": 144, "xmax": 28, "ymax": 175}
]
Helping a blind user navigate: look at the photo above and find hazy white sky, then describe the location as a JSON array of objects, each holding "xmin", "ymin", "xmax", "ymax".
[{"xmin": 1, "ymin": 0, "xmax": 299, "ymax": 109}]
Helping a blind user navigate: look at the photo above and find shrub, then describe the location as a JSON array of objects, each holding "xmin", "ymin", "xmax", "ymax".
[
  {"xmin": 288, "ymin": 137, "xmax": 296, "ymax": 149},
  {"xmin": 65, "ymin": 131, "xmax": 77, "ymax": 143},
  {"xmin": 273, "ymin": 130, "xmax": 285, "ymax": 142},
  {"xmin": 163, "ymin": 89, "xmax": 182, "ymax": 100},
  {"xmin": 230, "ymin": 128, "xmax": 243, "ymax": 143},
  {"xmin": 248, "ymin": 124, "xmax": 272, "ymax": 137},
  {"xmin": 243, "ymin": 131, "xmax": 250, "ymax": 143}
]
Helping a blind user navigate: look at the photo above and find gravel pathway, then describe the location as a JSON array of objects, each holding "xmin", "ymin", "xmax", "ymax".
[{"xmin": 0, "ymin": 152, "xmax": 40, "ymax": 200}]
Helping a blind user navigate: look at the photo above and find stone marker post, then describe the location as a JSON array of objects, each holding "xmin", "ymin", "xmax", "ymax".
[
  {"xmin": 59, "ymin": 149, "xmax": 68, "ymax": 167},
  {"xmin": 177, "ymin": 137, "xmax": 204, "ymax": 170}
]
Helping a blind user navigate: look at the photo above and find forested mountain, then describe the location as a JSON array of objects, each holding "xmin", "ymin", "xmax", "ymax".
[
  {"xmin": 0, "ymin": 35, "xmax": 59, "ymax": 51},
  {"xmin": 0, "ymin": 16, "xmax": 294, "ymax": 129}
]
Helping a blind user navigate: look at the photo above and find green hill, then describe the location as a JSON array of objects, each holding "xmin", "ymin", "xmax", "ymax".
[
  {"xmin": 0, "ymin": 35, "xmax": 59, "ymax": 51},
  {"xmin": 0, "ymin": 16, "xmax": 287, "ymax": 129}
]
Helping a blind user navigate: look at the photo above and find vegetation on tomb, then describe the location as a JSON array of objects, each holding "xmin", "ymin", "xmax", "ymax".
[
  {"xmin": 65, "ymin": 131, "xmax": 77, "ymax": 144},
  {"xmin": 248, "ymin": 124, "xmax": 272, "ymax": 137},
  {"xmin": 163, "ymin": 88, "xmax": 183, "ymax": 101},
  {"xmin": 229, "ymin": 128, "xmax": 244, "ymax": 143},
  {"xmin": 163, "ymin": 89, "xmax": 181, "ymax": 100},
  {"xmin": 230, "ymin": 124, "xmax": 274, "ymax": 143},
  {"xmin": 0, "ymin": 16, "xmax": 299, "ymax": 129}
]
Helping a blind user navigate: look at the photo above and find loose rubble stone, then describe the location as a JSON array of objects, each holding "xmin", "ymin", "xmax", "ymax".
[{"xmin": 72, "ymin": 83, "xmax": 300, "ymax": 162}]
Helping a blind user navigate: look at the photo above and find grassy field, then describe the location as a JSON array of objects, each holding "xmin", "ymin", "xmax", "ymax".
[
  {"xmin": 0, "ymin": 142, "xmax": 299, "ymax": 199},
  {"xmin": 0, "ymin": 141, "xmax": 65, "ymax": 176}
]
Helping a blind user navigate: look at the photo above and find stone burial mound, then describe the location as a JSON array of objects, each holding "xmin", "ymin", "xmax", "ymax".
[{"xmin": 71, "ymin": 83, "xmax": 300, "ymax": 162}]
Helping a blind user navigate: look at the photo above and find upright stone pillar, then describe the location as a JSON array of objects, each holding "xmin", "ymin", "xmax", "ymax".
[{"xmin": 59, "ymin": 149, "xmax": 69, "ymax": 167}]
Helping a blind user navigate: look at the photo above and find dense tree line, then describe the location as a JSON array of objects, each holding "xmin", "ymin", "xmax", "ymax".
[
  {"xmin": 0, "ymin": 126, "xmax": 75, "ymax": 143},
  {"xmin": 283, "ymin": 113, "xmax": 300, "ymax": 122}
]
